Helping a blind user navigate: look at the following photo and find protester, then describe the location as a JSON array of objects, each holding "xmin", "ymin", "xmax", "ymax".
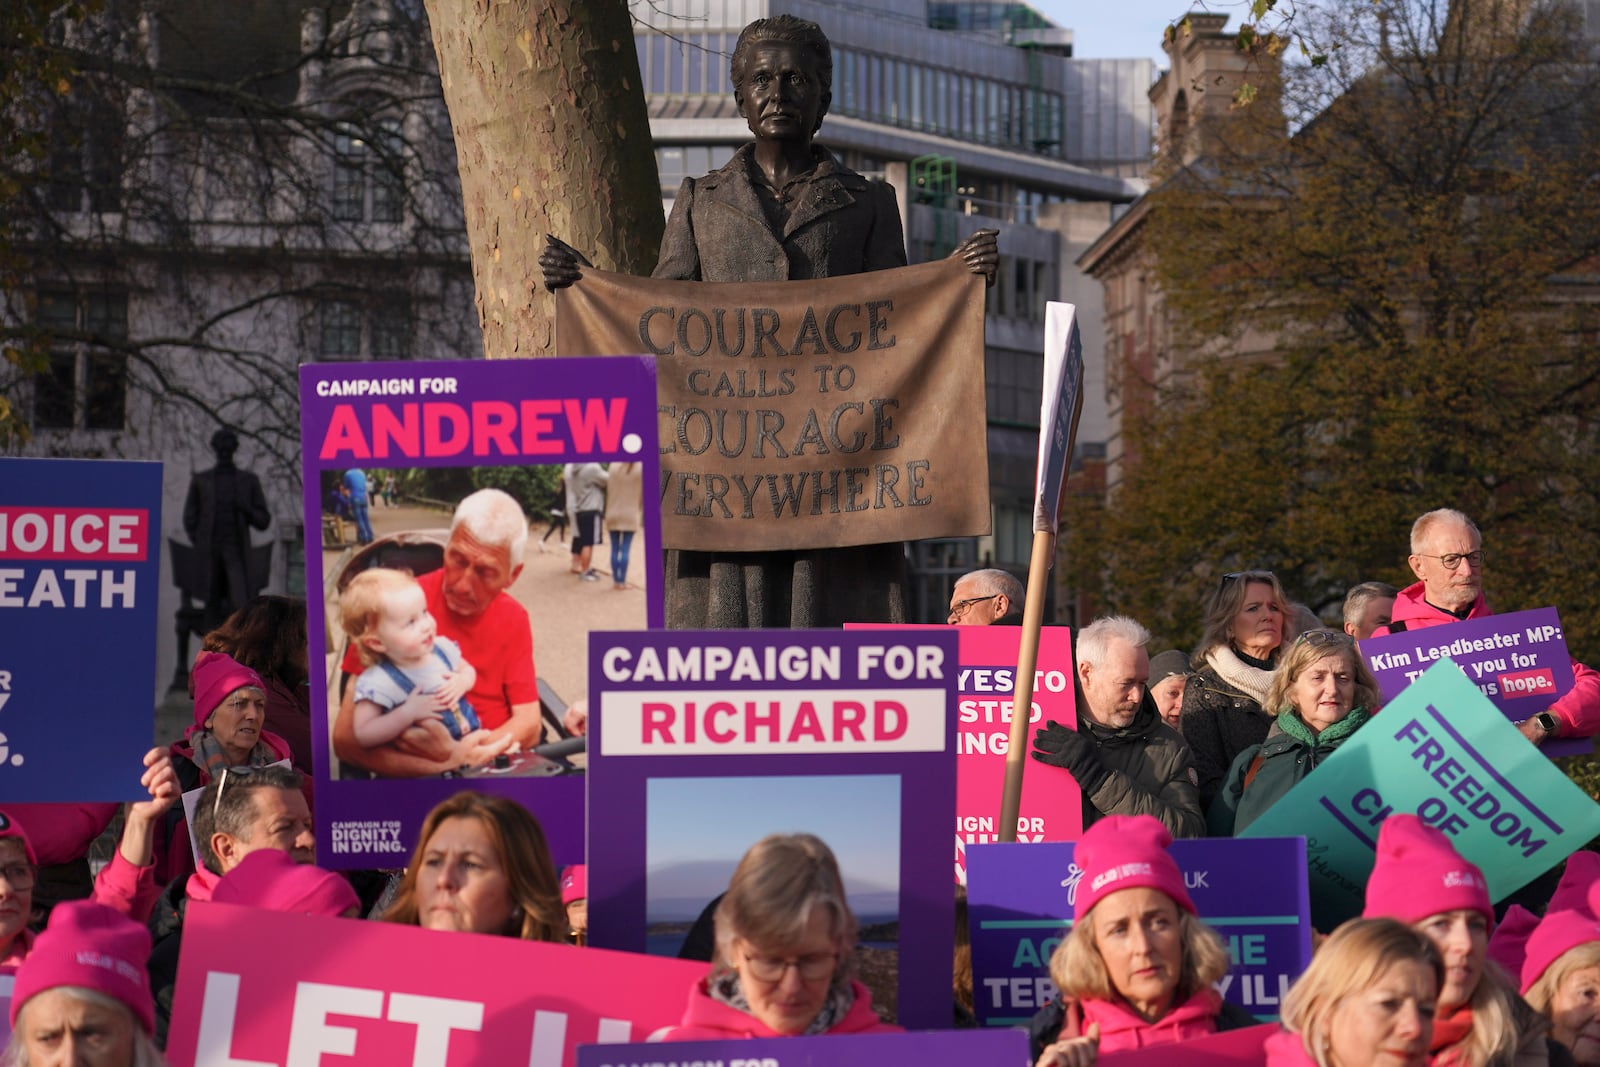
[
  {"xmin": 0, "ymin": 804, "xmax": 117, "ymax": 918},
  {"xmin": 1375, "ymin": 509, "xmax": 1600, "ymax": 744},
  {"xmin": 213, "ymin": 849, "xmax": 360, "ymax": 918},
  {"xmin": 604, "ymin": 462, "xmax": 643, "ymax": 591},
  {"xmin": 7, "ymin": 901, "xmax": 164, "ymax": 1067},
  {"xmin": 1209, "ymin": 630, "xmax": 1378, "ymax": 835},
  {"xmin": 1028, "ymin": 816, "xmax": 1254, "ymax": 1066},
  {"xmin": 948, "ymin": 569, "xmax": 1025, "ymax": 625},
  {"xmin": 1266, "ymin": 917, "xmax": 1441, "ymax": 1067},
  {"xmin": 383, "ymin": 792, "xmax": 564, "ymax": 940},
  {"xmin": 1342, "ymin": 581, "xmax": 1397, "ymax": 641},
  {"xmin": 1363, "ymin": 815, "xmax": 1568, "ymax": 1066},
  {"xmin": 1491, "ymin": 854, "xmax": 1600, "ymax": 982},
  {"xmin": 662, "ymin": 833, "xmax": 899, "ymax": 1040},
  {"xmin": 201, "ymin": 595, "xmax": 315, "ymax": 773},
  {"xmin": 1521, "ymin": 882, "xmax": 1600, "ymax": 1065},
  {"xmin": 1146, "ymin": 650, "xmax": 1190, "ymax": 730},
  {"xmin": 1180, "ymin": 570, "xmax": 1291, "ymax": 808},
  {"xmin": 147, "ymin": 765, "xmax": 314, "ymax": 1047},
  {"xmin": 1031, "ymin": 617, "xmax": 1204, "ymax": 839},
  {"xmin": 561, "ymin": 864, "xmax": 587, "ymax": 946},
  {"xmin": 160, "ymin": 652, "xmax": 300, "ymax": 886}
]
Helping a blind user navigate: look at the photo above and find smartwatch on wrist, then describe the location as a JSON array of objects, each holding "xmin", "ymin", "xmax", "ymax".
[{"xmin": 1533, "ymin": 711, "xmax": 1559, "ymax": 736}]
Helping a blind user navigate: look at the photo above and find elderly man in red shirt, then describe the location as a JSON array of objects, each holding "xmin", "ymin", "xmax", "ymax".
[{"xmin": 333, "ymin": 488, "xmax": 541, "ymax": 776}]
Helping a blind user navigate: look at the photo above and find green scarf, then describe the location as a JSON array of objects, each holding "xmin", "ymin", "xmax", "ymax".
[{"xmin": 1274, "ymin": 704, "xmax": 1371, "ymax": 748}]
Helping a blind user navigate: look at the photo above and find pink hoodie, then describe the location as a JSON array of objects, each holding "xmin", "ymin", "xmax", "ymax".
[
  {"xmin": 662, "ymin": 978, "xmax": 901, "ymax": 1041},
  {"xmin": 1264, "ymin": 1028, "xmax": 1319, "ymax": 1066}
]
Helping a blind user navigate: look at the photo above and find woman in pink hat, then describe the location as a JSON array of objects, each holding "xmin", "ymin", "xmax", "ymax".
[
  {"xmin": 1029, "ymin": 815, "xmax": 1255, "ymax": 1066},
  {"xmin": 1520, "ymin": 881, "xmax": 1600, "ymax": 1065},
  {"xmin": 661, "ymin": 833, "xmax": 899, "ymax": 1042},
  {"xmin": 6, "ymin": 900, "xmax": 164, "ymax": 1067},
  {"xmin": 1363, "ymin": 814, "xmax": 1567, "ymax": 1066},
  {"xmin": 1267, "ymin": 917, "xmax": 1441, "ymax": 1067}
]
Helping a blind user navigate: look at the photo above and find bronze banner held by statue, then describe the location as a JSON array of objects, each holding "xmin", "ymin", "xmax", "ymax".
[{"xmin": 557, "ymin": 259, "xmax": 991, "ymax": 553}]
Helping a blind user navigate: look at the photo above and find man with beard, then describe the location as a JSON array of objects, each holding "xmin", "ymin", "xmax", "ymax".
[{"xmin": 1030, "ymin": 616, "xmax": 1204, "ymax": 838}]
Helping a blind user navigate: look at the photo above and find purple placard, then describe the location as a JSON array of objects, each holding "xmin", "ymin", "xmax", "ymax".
[
  {"xmin": 299, "ymin": 357, "xmax": 662, "ymax": 869},
  {"xmin": 587, "ymin": 628, "xmax": 959, "ymax": 1031},
  {"xmin": 1363, "ymin": 607, "xmax": 1584, "ymax": 756},
  {"xmin": 576, "ymin": 1028, "xmax": 1027, "ymax": 1067},
  {"xmin": 966, "ymin": 839, "xmax": 1312, "ymax": 1027}
]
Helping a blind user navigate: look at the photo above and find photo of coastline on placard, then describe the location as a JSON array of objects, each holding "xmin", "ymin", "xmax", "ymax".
[
  {"xmin": 646, "ymin": 774, "xmax": 903, "ymax": 1018},
  {"xmin": 319, "ymin": 462, "xmax": 649, "ymax": 782}
]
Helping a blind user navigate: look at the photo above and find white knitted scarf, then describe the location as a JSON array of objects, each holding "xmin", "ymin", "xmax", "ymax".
[{"xmin": 1204, "ymin": 645, "xmax": 1275, "ymax": 711}]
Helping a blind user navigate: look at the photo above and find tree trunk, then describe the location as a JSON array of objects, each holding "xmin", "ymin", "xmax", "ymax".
[{"xmin": 422, "ymin": 0, "xmax": 661, "ymax": 359}]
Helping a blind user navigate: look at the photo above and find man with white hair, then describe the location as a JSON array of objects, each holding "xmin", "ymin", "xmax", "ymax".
[
  {"xmin": 1030, "ymin": 616, "xmax": 1204, "ymax": 838},
  {"xmin": 1375, "ymin": 507, "xmax": 1600, "ymax": 745},
  {"xmin": 333, "ymin": 488, "xmax": 540, "ymax": 775},
  {"xmin": 947, "ymin": 568, "xmax": 1025, "ymax": 625}
]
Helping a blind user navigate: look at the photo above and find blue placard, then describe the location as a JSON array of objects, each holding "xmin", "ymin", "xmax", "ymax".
[
  {"xmin": 0, "ymin": 458, "xmax": 162, "ymax": 799},
  {"xmin": 967, "ymin": 838, "xmax": 1313, "ymax": 1026}
]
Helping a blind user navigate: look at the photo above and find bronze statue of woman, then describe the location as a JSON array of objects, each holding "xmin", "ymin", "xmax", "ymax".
[{"xmin": 543, "ymin": 14, "xmax": 998, "ymax": 629}]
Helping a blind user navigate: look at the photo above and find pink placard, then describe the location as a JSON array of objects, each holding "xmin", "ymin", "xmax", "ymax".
[
  {"xmin": 165, "ymin": 903, "xmax": 706, "ymax": 1067},
  {"xmin": 847, "ymin": 624, "xmax": 1081, "ymax": 875}
]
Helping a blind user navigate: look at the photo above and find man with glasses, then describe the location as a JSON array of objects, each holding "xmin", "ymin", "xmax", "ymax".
[
  {"xmin": 947, "ymin": 568, "xmax": 1024, "ymax": 626},
  {"xmin": 1376, "ymin": 508, "xmax": 1599, "ymax": 745},
  {"xmin": 147, "ymin": 765, "xmax": 317, "ymax": 1046}
]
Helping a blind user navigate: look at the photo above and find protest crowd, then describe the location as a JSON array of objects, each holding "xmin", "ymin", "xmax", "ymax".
[{"xmin": 2, "ymin": 499, "xmax": 1598, "ymax": 1067}]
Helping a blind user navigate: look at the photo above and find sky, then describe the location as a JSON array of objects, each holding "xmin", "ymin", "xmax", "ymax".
[{"xmin": 1031, "ymin": 0, "xmax": 1240, "ymax": 67}]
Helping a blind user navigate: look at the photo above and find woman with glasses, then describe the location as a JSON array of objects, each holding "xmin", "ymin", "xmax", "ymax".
[
  {"xmin": 1181, "ymin": 570, "xmax": 1295, "ymax": 809},
  {"xmin": 157, "ymin": 652, "xmax": 300, "ymax": 886},
  {"xmin": 1030, "ymin": 816, "xmax": 1254, "ymax": 1067},
  {"xmin": 383, "ymin": 791, "xmax": 565, "ymax": 940},
  {"xmin": 1208, "ymin": 630, "xmax": 1378, "ymax": 836},
  {"xmin": 663, "ymin": 833, "xmax": 899, "ymax": 1040}
]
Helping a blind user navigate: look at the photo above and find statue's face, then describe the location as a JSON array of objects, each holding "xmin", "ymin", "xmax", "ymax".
[{"xmin": 736, "ymin": 42, "xmax": 823, "ymax": 145}]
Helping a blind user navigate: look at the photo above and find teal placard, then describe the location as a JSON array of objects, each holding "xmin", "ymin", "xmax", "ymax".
[{"xmin": 1242, "ymin": 660, "xmax": 1600, "ymax": 928}]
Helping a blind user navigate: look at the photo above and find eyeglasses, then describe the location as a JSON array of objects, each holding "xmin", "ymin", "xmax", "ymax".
[
  {"xmin": 1415, "ymin": 550, "xmax": 1485, "ymax": 570},
  {"xmin": 948, "ymin": 594, "xmax": 999, "ymax": 620},
  {"xmin": 740, "ymin": 947, "xmax": 838, "ymax": 983},
  {"xmin": 212, "ymin": 765, "xmax": 258, "ymax": 817},
  {"xmin": 1295, "ymin": 629, "xmax": 1355, "ymax": 650},
  {"xmin": 0, "ymin": 863, "xmax": 35, "ymax": 890}
]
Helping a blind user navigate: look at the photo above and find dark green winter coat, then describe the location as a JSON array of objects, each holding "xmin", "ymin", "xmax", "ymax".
[{"xmin": 1207, "ymin": 705, "xmax": 1372, "ymax": 836}]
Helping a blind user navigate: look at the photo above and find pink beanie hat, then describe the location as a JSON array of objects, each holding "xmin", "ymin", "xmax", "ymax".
[
  {"xmin": 1547, "ymin": 851, "xmax": 1600, "ymax": 917},
  {"xmin": 1521, "ymin": 903, "xmax": 1600, "ymax": 994},
  {"xmin": 190, "ymin": 651, "xmax": 265, "ymax": 729},
  {"xmin": 1362, "ymin": 815, "xmax": 1492, "ymax": 926},
  {"xmin": 213, "ymin": 849, "xmax": 359, "ymax": 917},
  {"xmin": 560, "ymin": 864, "xmax": 586, "ymax": 906},
  {"xmin": 1486, "ymin": 905, "xmax": 1540, "ymax": 979},
  {"xmin": 11, "ymin": 901, "xmax": 154, "ymax": 1034},
  {"xmin": 0, "ymin": 809, "xmax": 38, "ymax": 866},
  {"xmin": 1072, "ymin": 815, "xmax": 1193, "ymax": 921}
]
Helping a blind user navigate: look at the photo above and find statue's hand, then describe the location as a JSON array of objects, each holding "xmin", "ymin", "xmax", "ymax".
[
  {"xmin": 950, "ymin": 228, "xmax": 1000, "ymax": 287},
  {"xmin": 540, "ymin": 234, "xmax": 594, "ymax": 292}
]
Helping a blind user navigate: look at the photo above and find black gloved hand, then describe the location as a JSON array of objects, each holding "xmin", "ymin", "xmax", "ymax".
[{"xmin": 1031, "ymin": 720, "xmax": 1111, "ymax": 794}]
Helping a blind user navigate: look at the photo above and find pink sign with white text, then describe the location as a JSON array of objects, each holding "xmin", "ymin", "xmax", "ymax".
[
  {"xmin": 165, "ymin": 903, "xmax": 704, "ymax": 1067},
  {"xmin": 848, "ymin": 624, "xmax": 1081, "ymax": 876}
]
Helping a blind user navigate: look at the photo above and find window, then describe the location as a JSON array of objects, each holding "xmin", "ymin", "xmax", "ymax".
[
  {"xmin": 333, "ymin": 118, "xmax": 404, "ymax": 223},
  {"xmin": 318, "ymin": 297, "xmax": 411, "ymax": 360},
  {"xmin": 32, "ymin": 291, "xmax": 128, "ymax": 431},
  {"xmin": 47, "ymin": 89, "xmax": 124, "ymax": 214}
]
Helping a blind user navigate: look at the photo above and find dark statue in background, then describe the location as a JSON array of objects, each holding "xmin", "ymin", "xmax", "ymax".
[
  {"xmin": 182, "ymin": 428, "xmax": 272, "ymax": 630},
  {"xmin": 542, "ymin": 14, "xmax": 998, "ymax": 630}
]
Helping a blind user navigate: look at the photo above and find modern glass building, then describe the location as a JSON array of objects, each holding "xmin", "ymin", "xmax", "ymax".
[{"xmin": 632, "ymin": 0, "xmax": 1153, "ymax": 622}]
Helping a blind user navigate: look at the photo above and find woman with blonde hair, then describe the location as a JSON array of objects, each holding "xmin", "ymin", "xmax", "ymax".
[
  {"xmin": 1267, "ymin": 917, "xmax": 1441, "ymax": 1066},
  {"xmin": 1209, "ymin": 629, "xmax": 1380, "ymax": 835},
  {"xmin": 1181, "ymin": 570, "xmax": 1294, "ymax": 807},
  {"xmin": 663, "ymin": 833, "xmax": 898, "ymax": 1040},
  {"xmin": 1520, "ymin": 882, "xmax": 1600, "ymax": 1065},
  {"xmin": 384, "ymin": 791, "xmax": 564, "ymax": 940},
  {"xmin": 1364, "ymin": 815, "xmax": 1566, "ymax": 1066},
  {"xmin": 1029, "ymin": 816, "xmax": 1254, "ymax": 1066}
]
